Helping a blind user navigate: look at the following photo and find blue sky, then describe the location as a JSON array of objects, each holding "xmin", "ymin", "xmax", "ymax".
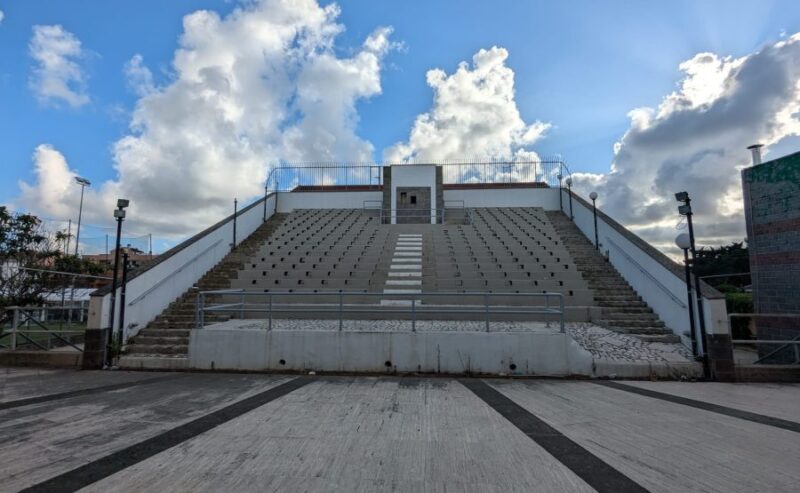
[{"xmin": 1, "ymin": 0, "xmax": 800, "ymax": 252}]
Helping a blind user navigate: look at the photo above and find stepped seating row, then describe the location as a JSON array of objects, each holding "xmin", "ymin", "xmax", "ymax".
[
  {"xmin": 216, "ymin": 291, "xmax": 570, "ymax": 307},
  {"xmin": 230, "ymin": 207, "xmax": 594, "ymax": 306},
  {"xmin": 232, "ymin": 208, "xmax": 390, "ymax": 292},
  {"xmin": 428, "ymin": 208, "xmax": 591, "ymax": 298}
]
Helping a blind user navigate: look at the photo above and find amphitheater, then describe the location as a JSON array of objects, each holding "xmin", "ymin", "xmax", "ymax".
[
  {"xmin": 7, "ymin": 161, "xmax": 800, "ymax": 493},
  {"xmin": 84, "ymin": 162, "xmax": 729, "ymax": 378}
]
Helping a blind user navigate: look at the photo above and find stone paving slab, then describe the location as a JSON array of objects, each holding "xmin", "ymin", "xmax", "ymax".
[{"xmin": 2, "ymin": 373, "xmax": 796, "ymax": 492}]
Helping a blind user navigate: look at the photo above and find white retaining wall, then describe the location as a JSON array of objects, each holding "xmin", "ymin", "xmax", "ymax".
[
  {"xmin": 89, "ymin": 194, "xmax": 276, "ymax": 342},
  {"xmin": 276, "ymin": 191, "xmax": 382, "ymax": 213},
  {"xmin": 444, "ymin": 187, "xmax": 560, "ymax": 209},
  {"xmin": 189, "ymin": 327, "xmax": 593, "ymax": 376},
  {"xmin": 560, "ymin": 189, "xmax": 728, "ymax": 350}
]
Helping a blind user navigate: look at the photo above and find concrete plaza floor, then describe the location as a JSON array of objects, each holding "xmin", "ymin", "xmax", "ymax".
[{"xmin": 0, "ymin": 367, "xmax": 798, "ymax": 492}]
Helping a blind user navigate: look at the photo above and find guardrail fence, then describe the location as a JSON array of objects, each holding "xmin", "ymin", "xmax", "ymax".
[
  {"xmin": 1, "ymin": 305, "xmax": 86, "ymax": 351},
  {"xmin": 196, "ymin": 290, "xmax": 565, "ymax": 333},
  {"xmin": 728, "ymin": 313, "xmax": 800, "ymax": 365}
]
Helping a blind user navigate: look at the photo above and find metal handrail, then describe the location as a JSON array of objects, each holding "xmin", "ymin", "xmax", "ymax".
[
  {"xmin": 196, "ymin": 290, "xmax": 565, "ymax": 333},
  {"xmin": 604, "ymin": 236, "xmax": 687, "ymax": 308},
  {"xmin": 728, "ymin": 313, "xmax": 800, "ymax": 364},
  {"xmin": 1, "ymin": 306, "xmax": 86, "ymax": 351},
  {"xmin": 128, "ymin": 239, "xmax": 223, "ymax": 306}
]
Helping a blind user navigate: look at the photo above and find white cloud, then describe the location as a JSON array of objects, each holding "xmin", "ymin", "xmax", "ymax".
[
  {"xmin": 0, "ymin": 10, "xmax": 5, "ymax": 25},
  {"xmin": 571, "ymin": 33, "xmax": 800, "ymax": 252},
  {"xmin": 384, "ymin": 46, "xmax": 550, "ymax": 163},
  {"xmin": 19, "ymin": 0, "xmax": 396, "ymax": 237},
  {"xmin": 28, "ymin": 25, "xmax": 90, "ymax": 107},
  {"xmin": 124, "ymin": 54, "xmax": 155, "ymax": 97}
]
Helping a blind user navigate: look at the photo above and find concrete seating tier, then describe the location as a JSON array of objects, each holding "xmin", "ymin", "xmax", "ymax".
[{"xmin": 228, "ymin": 207, "xmax": 593, "ymax": 309}]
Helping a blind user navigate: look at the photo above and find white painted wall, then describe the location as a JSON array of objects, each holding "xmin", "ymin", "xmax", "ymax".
[
  {"xmin": 391, "ymin": 165, "xmax": 437, "ymax": 224},
  {"xmin": 276, "ymin": 190, "xmax": 382, "ymax": 213},
  {"xmin": 89, "ymin": 194, "xmax": 277, "ymax": 343},
  {"xmin": 560, "ymin": 189, "xmax": 727, "ymax": 351},
  {"xmin": 444, "ymin": 187, "xmax": 560, "ymax": 209},
  {"xmin": 190, "ymin": 327, "xmax": 593, "ymax": 376}
]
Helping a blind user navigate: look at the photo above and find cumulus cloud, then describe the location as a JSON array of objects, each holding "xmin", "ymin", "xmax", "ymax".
[
  {"xmin": 0, "ymin": 10, "xmax": 5, "ymax": 25},
  {"xmin": 19, "ymin": 0, "xmax": 396, "ymax": 237},
  {"xmin": 571, "ymin": 34, "xmax": 800, "ymax": 252},
  {"xmin": 384, "ymin": 46, "xmax": 550, "ymax": 163},
  {"xmin": 28, "ymin": 25, "xmax": 90, "ymax": 107},
  {"xmin": 124, "ymin": 54, "xmax": 155, "ymax": 97}
]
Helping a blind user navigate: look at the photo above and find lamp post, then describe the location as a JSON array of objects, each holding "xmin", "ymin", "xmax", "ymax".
[
  {"xmin": 557, "ymin": 173, "xmax": 563, "ymax": 212},
  {"xmin": 675, "ymin": 191, "xmax": 709, "ymax": 378},
  {"xmin": 73, "ymin": 177, "xmax": 91, "ymax": 256},
  {"xmin": 675, "ymin": 233, "xmax": 698, "ymax": 358},
  {"xmin": 590, "ymin": 191, "xmax": 599, "ymax": 249},
  {"xmin": 107, "ymin": 199, "xmax": 129, "ymax": 364},
  {"xmin": 566, "ymin": 177, "xmax": 574, "ymax": 220}
]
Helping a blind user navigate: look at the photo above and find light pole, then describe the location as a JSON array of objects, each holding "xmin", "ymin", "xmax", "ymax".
[
  {"xmin": 74, "ymin": 177, "xmax": 91, "ymax": 256},
  {"xmin": 557, "ymin": 174, "xmax": 563, "ymax": 212},
  {"xmin": 589, "ymin": 191, "xmax": 599, "ymax": 248},
  {"xmin": 675, "ymin": 233, "xmax": 698, "ymax": 358},
  {"xmin": 107, "ymin": 199, "xmax": 129, "ymax": 365},
  {"xmin": 675, "ymin": 191, "xmax": 709, "ymax": 378},
  {"xmin": 566, "ymin": 177, "xmax": 574, "ymax": 220}
]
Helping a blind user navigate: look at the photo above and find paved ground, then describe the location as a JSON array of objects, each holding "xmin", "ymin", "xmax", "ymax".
[{"xmin": 1, "ymin": 367, "xmax": 798, "ymax": 492}]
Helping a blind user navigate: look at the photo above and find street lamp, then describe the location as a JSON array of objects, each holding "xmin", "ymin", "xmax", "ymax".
[
  {"xmin": 557, "ymin": 173, "xmax": 563, "ymax": 211},
  {"xmin": 675, "ymin": 233, "xmax": 698, "ymax": 358},
  {"xmin": 675, "ymin": 191, "xmax": 709, "ymax": 378},
  {"xmin": 566, "ymin": 177, "xmax": 574, "ymax": 220},
  {"xmin": 107, "ymin": 198, "xmax": 129, "ymax": 364},
  {"xmin": 589, "ymin": 191, "xmax": 599, "ymax": 248},
  {"xmin": 74, "ymin": 177, "xmax": 91, "ymax": 256}
]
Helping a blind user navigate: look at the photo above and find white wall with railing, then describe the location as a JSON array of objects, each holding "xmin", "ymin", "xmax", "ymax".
[
  {"xmin": 560, "ymin": 189, "xmax": 728, "ymax": 350},
  {"xmin": 276, "ymin": 191, "xmax": 382, "ymax": 213},
  {"xmin": 444, "ymin": 187, "xmax": 560, "ymax": 209},
  {"xmin": 89, "ymin": 194, "xmax": 276, "ymax": 342}
]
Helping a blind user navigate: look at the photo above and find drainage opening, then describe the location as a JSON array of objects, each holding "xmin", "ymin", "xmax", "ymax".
[
  {"xmin": 279, "ymin": 359, "xmax": 286, "ymax": 365},
  {"xmin": 509, "ymin": 363, "xmax": 517, "ymax": 371},
  {"xmin": 384, "ymin": 360, "xmax": 392, "ymax": 368}
]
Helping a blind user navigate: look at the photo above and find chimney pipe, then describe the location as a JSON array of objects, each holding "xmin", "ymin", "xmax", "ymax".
[{"xmin": 747, "ymin": 144, "xmax": 763, "ymax": 166}]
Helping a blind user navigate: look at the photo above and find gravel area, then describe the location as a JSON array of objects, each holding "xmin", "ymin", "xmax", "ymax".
[
  {"xmin": 567, "ymin": 324, "xmax": 695, "ymax": 363},
  {"xmin": 207, "ymin": 318, "xmax": 560, "ymax": 333}
]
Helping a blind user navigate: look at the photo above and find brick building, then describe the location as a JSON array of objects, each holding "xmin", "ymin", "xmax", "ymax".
[{"xmin": 742, "ymin": 150, "xmax": 800, "ymax": 359}]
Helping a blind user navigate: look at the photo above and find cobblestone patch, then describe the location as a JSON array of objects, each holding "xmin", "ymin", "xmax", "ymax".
[{"xmin": 567, "ymin": 324, "xmax": 695, "ymax": 363}]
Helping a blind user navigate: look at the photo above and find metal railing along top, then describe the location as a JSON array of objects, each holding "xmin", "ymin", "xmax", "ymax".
[{"xmin": 196, "ymin": 290, "xmax": 565, "ymax": 333}]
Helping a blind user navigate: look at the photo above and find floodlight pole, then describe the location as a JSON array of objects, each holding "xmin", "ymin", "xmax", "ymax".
[
  {"xmin": 74, "ymin": 177, "xmax": 91, "ymax": 256},
  {"xmin": 566, "ymin": 178, "xmax": 574, "ymax": 220},
  {"xmin": 676, "ymin": 192, "xmax": 709, "ymax": 378},
  {"xmin": 679, "ymin": 244, "xmax": 698, "ymax": 357},
  {"xmin": 590, "ymin": 192, "xmax": 599, "ymax": 249},
  {"xmin": 106, "ymin": 199, "xmax": 129, "ymax": 365},
  {"xmin": 233, "ymin": 198, "xmax": 238, "ymax": 248},
  {"xmin": 557, "ymin": 173, "xmax": 563, "ymax": 212},
  {"xmin": 118, "ymin": 252, "xmax": 129, "ymax": 348}
]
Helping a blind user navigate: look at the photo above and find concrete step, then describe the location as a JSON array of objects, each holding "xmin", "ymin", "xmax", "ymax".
[
  {"xmin": 126, "ymin": 344, "xmax": 188, "ymax": 355},
  {"xmin": 600, "ymin": 310, "xmax": 655, "ymax": 319},
  {"xmin": 631, "ymin": 333, "xmax": 682, "ymax": 343},
  {"xmin": 138, "ymin": 328, "xmax": 190, "ymax": 338},
  {"xmin": 599, "ymin": 318, "xmax": 665, "ymax": 328},
  {"xmin": 133, "ymin": 336, "xmax": 189, "ymax": 346},
  {"xmin": 118, "ymin": 354, "xmax": 188, "ymax": 370},
  {"xmin": 604, "ymin": 325, "xmax": 673, "ymax": 335}
]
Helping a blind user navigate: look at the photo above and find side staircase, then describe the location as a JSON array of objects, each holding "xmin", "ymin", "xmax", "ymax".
[
  {"xmin": 122, "ymin": 214, "xmax": 287, "ymax": 364},
  {"xmin": 546, "ymin": 211, "xmax": 680, "ymax": 343}
]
